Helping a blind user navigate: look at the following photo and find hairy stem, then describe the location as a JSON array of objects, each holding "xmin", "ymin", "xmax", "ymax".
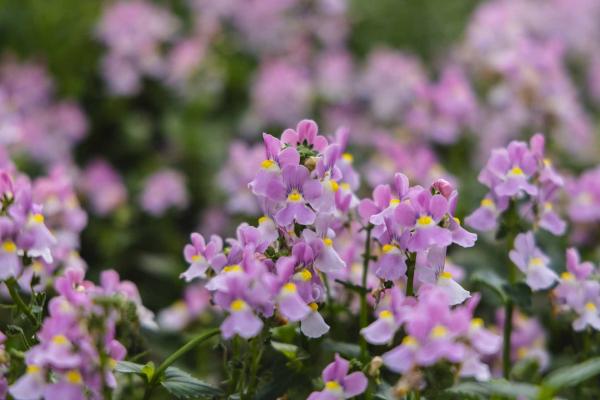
[
  {"xmin": 359, "ymin": 224, "xmax": 373, "ymax": 361},
  {"xmin": 5, "ymin": 278, "xmax": 38, "ymax": 327}
]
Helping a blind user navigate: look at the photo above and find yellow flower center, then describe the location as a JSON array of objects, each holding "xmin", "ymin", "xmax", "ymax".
[
  {"xmin": 379, "ymin": 310, "xmax": 394, "ymax": 320},
  {"xmin": 287, "ymin": 191, "xmax": 302, "ymax": 202},
  {"xmin": 586, "ymin": 302, "xmax": 597, "ymax": 312},
  {"xmin": 390, "ymin": 198, "xmax": 401, "ymax": 206},
  {"xmin": 282, "ymin": 282, "xmax": 297, "ymax": 294},
  {"xmin": 529, "ymin": 257, "xmax": 544, "ymax": 267},
  {"xmin": 517, "ymin": 347, "xmax": 528, "ymax": 359},
  {"xmin": 32, "ymin": 261, "xmax": 43, "ymax": 273},
  {"xmin": 417, "ymin": 215, "xmax": 434, "ymax": 227},
  {"xmin": 440, "ymin": 271, "xmax": 452, "ymax": 280},
  {"xmin": 481, "ymin": 198, "xmax": 495, "ymax": 208},
  {"xmin": 261, "ymin": 159, "xmax": 275, "ymax": 169},
  {"xmin": 27, "ymin": 365, "xmax": 41, "ymax": 374},
  {"xmin": 297, "ymin": 269, "xmax": 312, "ymax": 281},
  {"xmin": 453, "ymin": 217, "xmax": 461, "ymax": 225},
  {"xmin": 30, "ymin": 213, "xmax": 44, "ymax": 224},
  {"xmin": 230, "ymin": 299, "xmax": 247, "ymax": 312},
  {"xmin": 340, "ymin": 182, "xmax": 350, "ymax": 191},
  {"xmin": 2, "ymin": 240, "xmax": 16, "ymax": 253},
  {"xmin": 309, "ymin": 302, "xmax": 319, "ymax": 312},
  {"xmin": 543, "ymin": 158, "xmax": 552, "ymax": 167},
  {"xmin": 325, "ymin": 381, "xmax": 342, "ymax": 391},
  {"xmin": 323, "ymin": 238, "xmax": 333, "ymax": 247},
  {"xmin": 191, "ymin": 254, "xmax": 202, "ymax": 262},
  {"xmin": 342, "ymin": 153, "xmax": 354, "ymax": 163},
  {"xmin": 544, "ymin": 202, "xmax": 553, "ymax": 211},
  {"xmin": 402, "ymin": 335, "xmax": 418, "ymax": 347},
  {"xmin": 329, "ymin": 180, "xmax": 339, "ymax": 192},
  {"xmin": 382, "ymin": 244, "xmax": 396, "ymax": 253},
  {"xmin": 65, "ymin": 370, "xmax": 83, "ymax": 385},
  {"xmin": 470, "ymin": 318, "xmax": 484, "ymax": 329},
  {"xmin": 431, "ymin": 325, "xmax": 448, "ymax": 338},
  {"xmin": 258, "ymin": 216, "xmax": 270, "ymax": 224},
  {"xmin": 223, "ymin": 264, "xmax": 242, "ymax": 273},
  {"xmin": 510, "ymin": 166, "xmax": 524, "ymax": 176},
  {"xmin": 52, "ymin": 335, "xmax": 69, "ymax": 346},
  {"xmin": 108, "ymin": 358, "xmax": 117, "ymax": 369},
  {"xmin": 561, "ymin": 272, "xmax": 574, "ymax": 281}
]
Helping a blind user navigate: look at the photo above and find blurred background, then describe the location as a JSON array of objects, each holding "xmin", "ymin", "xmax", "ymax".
[{"xmin": 2, "ymin": 0, "xmax": 600, "ymax": 396}]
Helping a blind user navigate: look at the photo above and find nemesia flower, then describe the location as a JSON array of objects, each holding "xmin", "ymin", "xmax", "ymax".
[
  {"xmin": 553, "ymin": 248, "xmax": 600, "ymax": 331},
  {"xmin": 467, "ymin": 134, "xmax": 565, "ymax": 237},
  {"xmin": 10, "ymin": 266, "xmax": 149, "ymax": 400},
  {"xmin": 181, "ymin": 233, "xmax": 224, "ymax": 281},
  {"xmin": 80, "ymin": 159, "xmax": 127, "ymax": 216},
  {"xmin": 509, "ymin": 232, "xmax": 558, "ymax": 291},
  {"xmin": 140, "ymin": 169, "xmax": 189, "ymax": 216},
  {"xmin": 307, "ymin": 354, "xmax": 367, "ymax": 400},
  {"xmin": 96, "ymin": 0, "xmax": 179, "ymax": 95}
]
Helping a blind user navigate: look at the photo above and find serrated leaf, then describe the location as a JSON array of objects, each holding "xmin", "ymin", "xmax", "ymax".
[
  {"xmin": 115, "ymin": 361, "xmax": 144, "ymax": 375},
  {"xmin": 543, "ymin": 357, "xmax": 600, "ymax": 390},
  {"xmin": 444, "ymin": 380, "xmax": 539, "ymax": 399},
  {"xmin": 321, "ymin": 339, "xmax": 361, "ymax": 358},
  {"xmin": 161, "ymin": 366, "xmax": 223, "ymax": 399}
]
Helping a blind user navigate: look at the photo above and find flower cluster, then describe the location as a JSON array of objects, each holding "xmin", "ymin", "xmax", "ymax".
[
  {"xmin": 553, "ymin": 248, "xmax": 600, "ymax": 331},
  {"xmin": 466, "ymin": 134, "xmax": 565, "ymax": 236},
  {"xmin": 0, "ymin": 59, "xmax": 87, "ymax": 165},
  {"xmin": 359, "ymin": 173, "xmax": 476, "ymax": 301},
  {"xmin": 79, "ymin": 159, "xmax": 127, "ymax": 216},
  {"xmin": 22, "ymin": 165, "xmax": 88, "ymax": 289},
  {"xmin": 139, "ymin": 168, "xmax": 189, "ymax": 216},
  {"xmin": 180, "ymin": 120, "xmax": 362, "ymax": 339},
  {"xmin": 9, "ymin": 267, "xmax": 153, "ymax": 400},
  {"xmin": 362, "ymin": 288, "xmax": 501, "ymax": 384},
  {"xmin": 0, "ymin": 165, "xmax": 56, "ymax": 281}
]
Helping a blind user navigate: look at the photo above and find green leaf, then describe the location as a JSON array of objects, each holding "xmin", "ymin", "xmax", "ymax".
[
  {"xmin": 444, "ymin": 380, "xmax": 539, "ymax": 399},
  {"xmin": 470, "ymin": 270, "xmax": 508, "ymax": 304},
  {"xmin": 321, "ymin": 339, "xmax": 361, "ymax": 359},
  {"xmin": 271, "ymin": 341, "xmax": 305, "ymax": 361},
  {"xmin": 160, "ymin": 366, "xmax": 223, "ymax": 399},
  {"xmin": 543, "ymin": 357, "xmax": 600, "ymax": 391},
  {"xmin": 115, "ymin": 361, "xmax": 144, "ymax": 375},
  {"xmin": 334, "ymin": 279, "xmax": 369, "ymax": 295},
  {"xmin": 141, "ymin": 361, "xmax": 155, "ymax": 382},
  {"xmin": 503, "ymin": 282, "xmax": 532, "ymax": 311}
]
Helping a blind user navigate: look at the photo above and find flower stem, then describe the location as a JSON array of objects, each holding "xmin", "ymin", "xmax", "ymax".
[
  {"xmin": 143, "ymin": 328, "xmax": 220, "ymax": 400},
  {"xmin": 4, "ymin": 278, "xmax": 38, "ymax": 327},
  {"xmin": 359, "ymin": 224, "xmax": 373, "ymax": 361},
  {"xmin": 502, "ymin": 300, "xmax": 513, "ymax": 379},
  {"xmin": 405, "ymin": 255, "xmax": 415, "ymax": 297},
  {"xmin": 503, "ymin": 227, "xmax": 518, "ymax": 379}
]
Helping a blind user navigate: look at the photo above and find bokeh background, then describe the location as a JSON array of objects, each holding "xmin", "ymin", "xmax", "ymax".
[{"xmin": 2, "ymin": 0, "xmax": 600, "ymax": 397}]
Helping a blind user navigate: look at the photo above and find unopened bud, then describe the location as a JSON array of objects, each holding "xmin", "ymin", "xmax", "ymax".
[
  {"xmin": 368, "ymin": 356, "xmax": 383, "ymax": 377},
  {"xmin": 431, "ymin": 179, "xmax": 454, "ymax": 198},
  {"xmin": 304, "ymin": 156, "xmax": 319, "ymax": 171}
]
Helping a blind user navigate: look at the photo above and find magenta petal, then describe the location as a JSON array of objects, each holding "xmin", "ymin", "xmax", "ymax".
[
  {"xmin": 322, "ymin": 354, "xmax": 350, "ymax": 382},
  {"xmin": 342, "ymin": 372, "xmax": 368, "ymax": 397}
]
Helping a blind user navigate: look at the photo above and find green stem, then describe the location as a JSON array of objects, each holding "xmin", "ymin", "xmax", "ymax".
[
  {"xmin": 5, "ymin": 278, "xmax": 38, "ymax": 327},
  {"xmin": 502, "ymin": 300, "xmax": 514, "ymax": 379},
  {"xmin": 405, "ymin": 255, "xmax": 415, "ymax": 297},
  {"xmin": 503, "ymin": 227, "xmax": 518, "ymax": 379},
  {"xmin": 359, "ymin": 225, "xmax": 373, "ymax": 361},
  {"xmin": 143, "ymin": 328, "xmax": 220, "ymax": 400}
]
